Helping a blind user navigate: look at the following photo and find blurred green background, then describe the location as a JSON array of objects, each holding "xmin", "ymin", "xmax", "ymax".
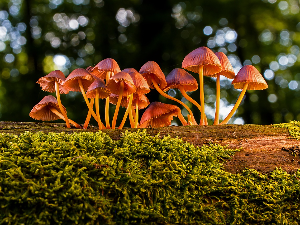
[{"xmin": 0, "ymin": 0, "xmax": 299, "ymax": 126}]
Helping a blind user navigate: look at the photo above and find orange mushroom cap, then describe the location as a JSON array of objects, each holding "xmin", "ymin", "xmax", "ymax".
[
  {"xmin": 107, "ymin": 71, "xmax": 136, "ymax": 96},
  {"xmin": 109, "ymin": 93, "xmax": 129, "ymax": 108},
  {"xmin": 232, "ymin": 65, "xmax": 268, "ymax": 90},
  {"xmin": 86, "ymin": 76, "xmax": 110, "ymax": 99},
  {"xmin": 139, "ymin": 102, "xmax": 181, "ymax": 128},
  {"xmin": 139, "ymin": 61, "xmax": 167, "ymax": 90},
  {"xmin": 182, "ymin": 46, "xmax": 222, "ymax": 76},
  {"xmin": 164, "ymin": 68, "xmax": 198, "ymax": 92},
  {"xmin": 122, "ymin": 68, "xmax": 150, "ymax": 95},
  {"xmin": 92, "ymin": 58, "xmax": 121, "ymax": 80},
  {"xmin": 64, "ymin": 68, "xmax": 94, "ymax": 92},
  {"xmin": 213, "ymin": 52, "xmax": 235, "ymax": 79},
  {"xmin": 86, "ymin": 66, "xmax": 106, "ymax": 79},
  {"xmin": 29, "ymin": 95, "xmax": 66, "ymax": 121},
  {"xmin": 37, "ymin": 70, "xmax": 69, "ymax": 94},
  {"xmin": 132, "ymin": 93, "xmax": 150, "ymax": 110}
]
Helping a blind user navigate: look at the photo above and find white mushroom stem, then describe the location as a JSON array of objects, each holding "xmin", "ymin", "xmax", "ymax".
[
  {"xmin": 214, "ymin": 75, "xmax": 221, "ymax": 125},
  {"xmin": 55, "ymin": 81, "xmax": 70, "ymax": 128},
  {"xmin": 118, "ymin": 93, "xmax": 133, "ymax": 129},
  {"xmin": 49, "ymin": 107, "xmax": 81, "ymax": 128},
  {"xmin": 111, "ymin": 82, "xmax": 124, "ymax": 129},
  {"xmin": 220, "ymin": 83, "xmax": 249, "ymax": 125}
]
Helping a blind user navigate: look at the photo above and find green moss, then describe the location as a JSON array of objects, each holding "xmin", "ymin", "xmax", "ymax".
[
  {"xmin": 1, "ymin": 130, "xmax": 300, "ymax": 224},
  {"xmin": 274, "ymin": 120, "xmax": 300, "ymax": 139}
]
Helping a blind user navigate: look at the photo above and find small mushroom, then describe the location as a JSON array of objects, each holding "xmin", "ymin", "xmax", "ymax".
[
  {"xmin": 29, "ymin": 95, "xmax": 81, "ymax": 128},
  {"xmin": 122, "ymin": 68, "xmax": 150, "ymax": 128},
  {"xmin": 182, "ymin": 46, "xmax": 222, "ymax": 125},
  {"xmin": 63, "ymin": 68, "xmax": 104, "ymax": 128},
  {"xmin": 164, "ymin": 68, "xmax": 199, "ymax": 125},
  {"xmin": 106, "ymin": 71, "xmax": 136, "ymax": 129},
  {"xmin": 85, "ymin": 76, "xmax": 110, "ymax": 129},
  {"xmin": 92, "ymin": 58, "xmax": 121, "ymax": 128},
  {"xmin": 37, "ymin": 70, "xmax": 71, "ymax": 128},
  {"xmin": 220, "ymin": 65, "xmax": 268, "ymax": 124},
  {"xmin": 213, "ymin": 52, "xmax": 235, "ymax": 125},
  {"xmin": 139, "ymin": 61, "xmax": 197, "ymax": 125},
  {"xmin": 139, "ymin": 102, "xmax": 187, "ymax": 128}
]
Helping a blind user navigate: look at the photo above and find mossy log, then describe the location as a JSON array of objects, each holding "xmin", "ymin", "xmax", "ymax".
[{"xmin": 0, "ymin": 121, "xmax": 299, "ymax": 174}]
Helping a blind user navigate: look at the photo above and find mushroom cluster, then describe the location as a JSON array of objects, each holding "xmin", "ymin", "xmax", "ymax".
[{"xmin": 30, "ymin": 46, "xmax": 268, "ymax": 129}]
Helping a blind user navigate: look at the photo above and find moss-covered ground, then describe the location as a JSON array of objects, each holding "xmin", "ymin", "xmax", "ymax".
[{"xmin": 0, "ymin": 122, "xmax": 300, "ymax": 224}]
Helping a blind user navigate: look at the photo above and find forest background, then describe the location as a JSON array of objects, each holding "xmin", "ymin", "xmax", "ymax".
[{"xmin": 0, "ymin": 0, "xmax": 299, "ymax": 126}]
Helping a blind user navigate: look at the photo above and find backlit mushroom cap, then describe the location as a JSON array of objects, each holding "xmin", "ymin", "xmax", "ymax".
[
  {"xmin": 182, "ymin": 46, "xmax": 222, "ymax": 76},
  {"xmin": 29, "ymin": 95, "xmax": 66, "ymax": 121},
  {"xmin": 164, "ymin": 68, "xmax": 198, "ymax": 92},
  {"xmin": 139, "ymin": 61, "xmax": 167, "ymax": 89},
  {"xmin": 37, "ymin": 70, "xmax": 69, "ymax": 94},
  {"xmin": 122, "ymin": 68, "xmax": 150, "ymax": 94},
  {"xmin": 213, "ymin": 52, "xmax": 235, "ymax": 79},
  {"xmin": 107, "ymin": 71, "xmax": 136, "ymax": 96},
  {"xmin": 92, "ymin": 58, "xmax": 121, "ymax": 80},
  {"xmin": 232, "ymin": 65, "xmax": 268, "ymax": 90},
  {"xmin": 86, "ymin": 66, "xmax": 106, "ymax": 79},
  {"xmin": 132, "ymin": 93, "xmax": 150, "ymax": 110},
  {"xmin": 139, "ymin": 102, "xmax": 181, "ymax": 128},
  {"xmin": 109, "ymin": 93, "xmax": 129, "ymax": 108},
  {"xmin": 64, "ymin": 68, "xmax": 94, "ymax": 92},
  {"xmin": 86, "ymin": 76, "xmax": 110, "ymax": 99}
]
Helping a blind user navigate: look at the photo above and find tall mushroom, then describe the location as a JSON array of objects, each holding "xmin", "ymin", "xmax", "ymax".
[
  {"xmin": 85, "ymin": 76, "xmax": 110, "ymax": 129},
  {"xmin": 37, "ymin": 70, "xmax": 71, "ymax": 128},
  {"xmin": 139, "ymin": 102, "xmax": 187, "ymax": 128},
  {"xmin": 139, "ymin": 61, "xmax": 197, "ymax": 125},
  {"xmin": 122, "ymin": 68, "xmax": 150, "ymax": 128},
  {"xmin": 29, "ymin": 95, "xmax": 81, "ymax": 128},
  {"xmin": 182, "ymin": 46, "xmax": 222, "ymax": 125},
  {"xmin": 213, "ymin": 52, "xmax": 235, "ymax": 125},
  {"xmin": 63, "ymin": 68, "xmax": 104, "ymax": 128},
  {"xmin": 92, "ymin": 58, "xmax": 121, "ymax": 128},
  {"xmin": 164, "ymin": 68, "xmax": 201, "ymax": 125},
  {"xmin": 106, "ymin": 71, "xmax": 136, "ymax": 129},
  {"xmin": 220, "ymin": 65, "xmax": 268, "ymax": 125}
]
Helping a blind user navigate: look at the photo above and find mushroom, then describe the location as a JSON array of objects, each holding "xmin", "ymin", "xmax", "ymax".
[
  {"xmin": 182, "ymin": 46, "xmax": 222, "ymax": 125},
  {"xmin": 29, "ymin": 95, "xmax": 81, "ymax": 128},
  {"xmin": 220, "ymin": 65, "xmax": 268, "ymax": 125},
  {"xmin": 213, "ymin": 52, "xmax": 235, "ymax": 125},
  {"xmin": 139, "ymin": 102, "xmax": 187, "ymax": 128},
  {"xmin": 164, "ymin": 68, "xmax": 200, "ymax": 125},
  {"xmin": 139, "ymin": 61, "xmax": 197, "ymax": 125},
  {"xmin": 122, "ymin": 68, "xmax": 150, "ymax": 128},
  {"xmin": 63, "ymin": 68, "xmax": 104, "ymax": 128},
  {"xmin": 85, "ymin": 76, "xmax": 111, "ymax": 129},
  {"xmin": 106, "ymin": 71, "xmax": 136, "ymax": 129},
  {"xmin": 92, "ymin": 58, "xmax": 121, "ymax": 128},
  {"xmin": 37, "ymin": 70, "xmax": 71, "ymax": 128}
]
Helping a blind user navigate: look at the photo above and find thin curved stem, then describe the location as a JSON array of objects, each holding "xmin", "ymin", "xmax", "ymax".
[
  {"xmin": 83, "ymin": 98, "xmax": 94, "ymax": 129},
  {"xmin": 78, "ymin": 79, "xmax": 103, "ymax": 128},
  {"xmin": 134, "ymin": 101, "xmax": 139, "ymax": 128},
  {"xmin": 177, "ymin": 112, "xmax": 187, "ymax": 126},
  {"xmin": 105, "ymin": 72, "xmax": 111, "ymax": 128},
  {"xmin": 95, "ymin": 91, "xmax": 104, "ymax": 130},
  {"xmin": 111, "ymin": 82, "xmax": 124, "ymax": 129},
  {"xmin": 198, "ymin": 65, "xmax": 205, "ymax": 125},
  {"xmin": 118, "ymin": 94, "xmax": 133, "ymax": 129},
  {"xmin": 128, "ymin": 104, "xmax": 135, "ymax": 128},
  {"xmin": 49, "ymin": 107, "xmax": 81, "ymax": 128},
  {"xmin": 55, "ymin": 81, "xmax": 70, "ymax": 128},
  {"xmin": 214, "ymin": 75, "xmax": 221, "ymax": 125},
  {"xmin": 152, "ymin": 79, "xmax": 197, "ymax": 125},
  {"xmin": 179, "ymin": 86, "xmax": 206, "ymax": 125},
  {"xmin": 220, "ymin": 83, "xmax": 248, "ymax": 125}
]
